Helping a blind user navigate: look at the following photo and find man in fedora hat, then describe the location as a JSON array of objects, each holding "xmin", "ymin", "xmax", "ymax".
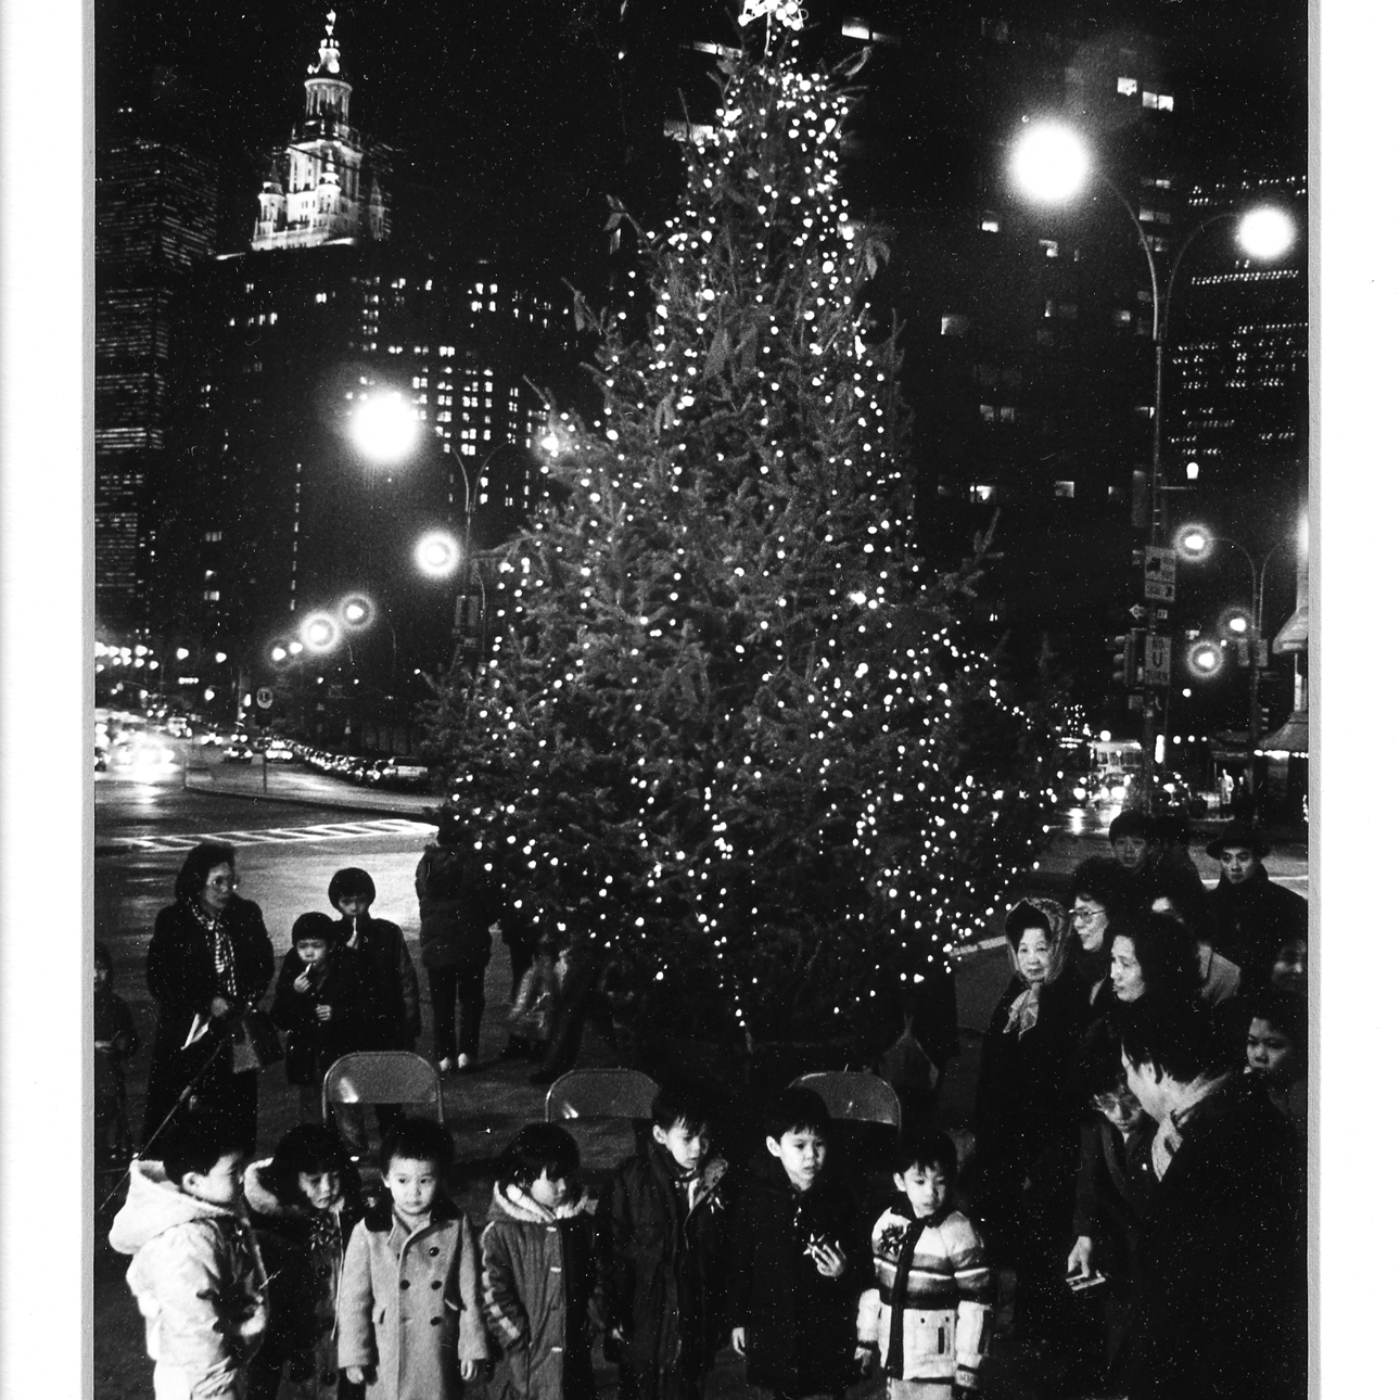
[{"xmin": 1203, "ymin": 824, "xmax": 1307, "ymax": 993}]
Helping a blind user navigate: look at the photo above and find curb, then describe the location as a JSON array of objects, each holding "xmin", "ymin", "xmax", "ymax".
[{"xmin": 182, "ymin": 769, "xmax": 438, "ymax": 820}]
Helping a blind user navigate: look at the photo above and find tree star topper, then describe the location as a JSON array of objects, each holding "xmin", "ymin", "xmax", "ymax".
[{"xmin": 737, "ymin": 0, "xmax": 808, "ymax": 31}]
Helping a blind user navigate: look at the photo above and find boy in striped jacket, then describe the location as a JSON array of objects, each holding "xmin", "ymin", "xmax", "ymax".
[{"xmin": 856, "ymin": 1129, "xmax": 994, "ymax": 1399}]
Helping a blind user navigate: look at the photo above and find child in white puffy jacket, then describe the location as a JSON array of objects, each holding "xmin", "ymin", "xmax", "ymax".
[
  {"xmin": 856, "ymin": 1128, "xmax": 993, "ymax": 1400},
  {"xmin": 108, "ymin": 1115, "xmax": 269, "ymax": 1400}
]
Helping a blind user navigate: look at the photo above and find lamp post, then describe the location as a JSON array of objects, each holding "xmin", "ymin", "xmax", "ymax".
[
  {"xmin": 1174, "ymin": 524, "xmax": 1290, "ymax": 794},
  {"xmin": 1008, "ymin": 121, "xmax": 1296, "ymax": 809},
  {"xmin": 349, "ymin": 388, "xmax": 502, "ymax": 666}
]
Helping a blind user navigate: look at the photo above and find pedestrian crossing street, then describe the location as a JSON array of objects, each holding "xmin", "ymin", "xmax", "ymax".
[{"xmin": 108, "ymin": 817, "xmax": 433, "ymax": 854}]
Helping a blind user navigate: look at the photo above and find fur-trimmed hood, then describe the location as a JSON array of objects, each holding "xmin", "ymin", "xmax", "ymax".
[
  {"xmin": 486, "ymin": 1180, "xmax": 598, "ymax": 1226},
  {"xmin": 242, "ymin": 1158, "xmax": 309, "ymax": 1222},
  {"xmin": 109, "ymin": 1158, "xmax": 246, "ymax": 1255}
]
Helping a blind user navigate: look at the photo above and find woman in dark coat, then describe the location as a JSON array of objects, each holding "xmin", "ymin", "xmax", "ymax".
[
  {"xmin": 971, "ymin": 896, "xmax": 1088, "ymax": 1348},
  {"xmin": 141, "ymin": 842, "xmax": 276, "ymax": 1155},
  {"xmin": 415, "ymin": 817, "xmax": 493, "ymax": 1073}
]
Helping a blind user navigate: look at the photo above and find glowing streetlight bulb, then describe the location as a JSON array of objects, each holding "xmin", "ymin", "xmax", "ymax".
[
  {"xmin": 214, "ymin": 652, "xmax": 228, "ymax": 664},
  {"xmin": 175, "ymin": 647, "xmax": 190, "ymax": 660},
  {"xmin": 340, "ymin": 593, "xmax": 375, "ymax": 629},
  {"xmin": 350, "ymin": 391, "xmax": 420, "ymax": 465},
  {"xmin": 1008, "ymin": 121, "xmax": 1091, "ymax": 204},
  {"xmin": 1174, "ymin": 523, "xmax": 1213, "ymax": 561},
  {"xmin": 415, "ymin": 530, "xmax": 462, "ymax": 578},
  {"xmin": 1187, "ymin": 640, "xmax": 1224, "ymax": 678},
  {"xmin": 1237, "ymin": 206, "xmax": 1295, "ymax": 261},
  {"xmin": 300, "ymin": 612, "xmax": 341, "ymax": 653}
]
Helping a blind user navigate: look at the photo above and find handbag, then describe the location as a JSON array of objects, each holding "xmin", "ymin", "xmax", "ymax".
[{"xmin": 228, "ymin": 1007, "xmax": 284, "ymax": 1074}]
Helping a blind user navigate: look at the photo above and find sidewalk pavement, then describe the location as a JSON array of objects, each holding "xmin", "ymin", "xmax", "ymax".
[{"xmin": 184, "ymin": 753, "xmax": 441, "ymax": 816}]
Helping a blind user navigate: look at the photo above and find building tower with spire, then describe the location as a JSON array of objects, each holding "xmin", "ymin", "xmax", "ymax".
[{"xmin": 252, "ymin": 10, "xmax": 389, "ymax": 251}]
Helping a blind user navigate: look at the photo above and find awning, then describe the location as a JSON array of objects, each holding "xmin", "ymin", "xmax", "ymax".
[
  {"xmin": 1256, "ymin": 708, "xmax": 1310, "ymax": 756},
  {"xmin": 1272, "ymin": 600, "xmax": 1308, "ymax": 654}
]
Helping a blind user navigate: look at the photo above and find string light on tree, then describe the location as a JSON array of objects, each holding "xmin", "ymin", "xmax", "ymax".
[{"xmin": 424, "ymin": 32, "xmax": 1056, "ymax": 1052}]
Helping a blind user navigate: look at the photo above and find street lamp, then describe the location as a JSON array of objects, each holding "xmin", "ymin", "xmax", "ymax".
[
  {"xmin": 1008, "ymin": 120, "xmax": 1296, "ymax": 806},
  {"xmin": 1175, "ymin": 522, "xmax": 1293, "ymax": 793},
  {"xmin": 414, "ymin": 530, "xmax": 462, "ymax": 579}
]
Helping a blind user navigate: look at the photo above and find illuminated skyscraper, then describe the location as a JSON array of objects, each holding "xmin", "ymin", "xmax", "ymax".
[{"xmin": 95, "ymin": 85, "xmax": 217, "ymax": 630}]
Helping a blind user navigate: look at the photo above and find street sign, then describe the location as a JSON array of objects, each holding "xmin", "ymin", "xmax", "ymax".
[
  {"xmin": 1128, "ymin": 603, "xmax": 1147, "ymax": 621},
  {"xmin": 255, "ymin": 686, "xmax": 275, "ymax": 709},
  {"xmin": 1143, "ymin": 546, "xmax": 1177, "ymax": 602},
  {"xmin": 1142, "ymin": 632, "xmax": 1172, "ymax": 685}
]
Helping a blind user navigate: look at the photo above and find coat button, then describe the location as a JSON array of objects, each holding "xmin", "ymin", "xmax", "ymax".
[
  {"xmin": 431, "ymin": 1280, "xmax": 442, "ymax": 1290},
  {"xmin": 430, "ymin": 1317, "xmax": 442, "ymax": 1327},
  {"xmin": 401, "ymin": 1279, "xmax": 411, "ymax": 1290},
  {"xmin": 429, "ymin": 1246, "xmax": 440, "ymax": 1256}
]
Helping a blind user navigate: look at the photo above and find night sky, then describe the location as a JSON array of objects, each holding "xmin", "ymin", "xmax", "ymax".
[{"xmin": 96, "ymin": 0, "xmax": 1306, "ymax": 284}]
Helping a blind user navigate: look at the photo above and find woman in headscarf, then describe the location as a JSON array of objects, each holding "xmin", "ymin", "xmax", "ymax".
[
  {"xmin": 141, "ymin": 842, "xmax": 275, "ymax": 1155},
  {"xmin": 971, "ymin": 897, "xmax": 1088, "ymax": 1353}
]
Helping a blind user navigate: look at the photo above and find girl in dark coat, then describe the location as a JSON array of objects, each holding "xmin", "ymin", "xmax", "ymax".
[
  {"xmin": 141, "ymin": 842, "xmax": 276, "ymax": 1155},
  {"xmin": 415, "ymin": 818, "xmax": 493, "ymax": 1073},
  {"xmin": 244, "ymin": 1124, "xmax": 365, "ymax": 1400},
  {"xmin": 971, "ymin": 897, "xmax": 1088, "ymax": 1349}
]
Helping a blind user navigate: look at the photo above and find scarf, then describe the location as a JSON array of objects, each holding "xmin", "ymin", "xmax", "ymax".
[
  {"xmin": 1003, "ymin": 983, "xmax": 1042, "ymax": 1039},
  {"xmin": 189, "ymin": 899, "xmax": 239, "ymax": 1002},
  {"xmin": 1151, "ymin": 1070, "xmax": 1234, "ymax": 1180},
  {"xmin": 885, "ymin": 1212, "xmax": 941, "ymax": 1379}
]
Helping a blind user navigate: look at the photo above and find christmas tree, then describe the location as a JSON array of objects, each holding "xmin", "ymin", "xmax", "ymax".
[{"xmin": 427, "ymin": 19, "xmax": 1055, "ymax": 1054}]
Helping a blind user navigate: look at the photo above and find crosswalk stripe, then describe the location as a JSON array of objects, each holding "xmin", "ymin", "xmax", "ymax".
[{"xmin": 101, "ymin": 816, "xmax": 433, "ymax": 854}]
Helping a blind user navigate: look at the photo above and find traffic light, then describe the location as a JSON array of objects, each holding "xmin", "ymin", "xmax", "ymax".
[{"xmin": 1109, "ymin": 628, "xmax": 1144, "ymax": 688}]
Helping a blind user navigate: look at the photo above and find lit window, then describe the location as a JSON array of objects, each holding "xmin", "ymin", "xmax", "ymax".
[
  {"xmin": 980, "ymin": 211, "xmax": 1001, "ymax": 233},
  {"xmin": 1038, "ymin": 239, "xmax": 1059, "ymax": 258},
  {"xmin": 998, "ymin": 405, "xmax": 1017, "ymax": 423},
  {"xmin": 202, "ymin": 589, "xmax": 221, "ymax": 601},
  {"xmin": 1054, "ymin": 480, "xmax": 1076, "ymax": 498},
  {"xmin": 1142, "ymin": 91, "xmax": 1174, "ymax": 111},
  {"xmin": 941, "ymin": 314, "xmax": 970, "ymax": 337},
  {"xmin": 1113, "ymin": 309, "xmax": 1134, "ymax": 327},
  {"xmin": 315, "ymin": 292, "xmax": 328, "ymax": 303},
  {"xmin": 979, "ymin": 404, "xmax": 996, "ymax": 423},
  {"xmin": 1117, "ymin": 76, "xmax": 1138, "ymax": 96},
  {"xmin": 970, "ymin": 484, "xmax": 997, "ymax": 502}
]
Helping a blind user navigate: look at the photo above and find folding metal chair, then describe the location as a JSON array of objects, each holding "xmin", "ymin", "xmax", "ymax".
[
  {"xmin": 544, "ymin": 1067, "xmax": 661, "ymax": 1123},
  {"xmin": 789, "ymin": 1070, "xmax": 902, "ymax": 1135},
  {"xmin": 543, "ymin": 1068, "xmax": 661, "ymax": 1172},
  {"xmin": 321, "ymin": 1051, "xmax": 445, "ymax": 1124}
]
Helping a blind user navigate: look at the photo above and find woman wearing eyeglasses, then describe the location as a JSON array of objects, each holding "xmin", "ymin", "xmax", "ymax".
[{"xmin": 140, "ymin": 842, "xmax": 275, "ymax": 1155}]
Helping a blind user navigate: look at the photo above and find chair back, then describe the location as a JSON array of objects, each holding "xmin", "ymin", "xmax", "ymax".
[
  {"xmin": 321, "ymin": 1052, "xmax": 444, "ymax": 1124},
  {"xmin": 544, "ymin": 1068, "xmax": 661, "ymax": 1124},
  {"xmin": 790, "ymin": 1071, "xmax": 902, "ymax": 1134}
]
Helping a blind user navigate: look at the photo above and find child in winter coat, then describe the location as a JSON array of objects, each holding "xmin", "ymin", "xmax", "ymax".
[
  {"xmin": 728, "ymin": 1088, "xmax": 864, "ymax": 1400},
  {"xmin": 480, "ymin": 1123, "xmax": 603, "ymax": 1400},
  {"xmin": 337, "ymin": 1118, "xmax": 490, "ymax": 1400},
  {"xmin": 95, "ymin": 939, "xmax": 140, "ymax": 1174},
  {"xmin": 271, "ymin": 911, "xmax": 369, "ymax": 1125},
  {"xmin": 244, "ymin": 1124, "xmax": 365, "ymax": 1400},
  {"xmin": 108, "ymin": 1112, "xmax": 269, "ymax": 1400},
  {"xmin": 601, "ymin": 1081, "xmax": 730, "ymax": 1400},
  {"xmin": 856, "ymin": 1128, "xmax": 994, "ymax": 1400},
  {"xmin": 504, "ymin": 935, "xmax": 562, "ymax": 1061}
]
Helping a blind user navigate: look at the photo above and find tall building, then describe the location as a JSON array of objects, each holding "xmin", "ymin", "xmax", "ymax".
[
  {"xmin": 149, "ymin": 12, "xmax": 571, "ymax": 737},
  {"xmin": 95, "ymin": 74, "xmax": 218, "ymax": 631},
  {"xmin": 251, "ymin": 9, "xmax": 390, "ymax": 253}
]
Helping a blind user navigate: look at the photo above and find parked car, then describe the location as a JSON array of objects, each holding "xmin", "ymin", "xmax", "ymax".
[
  {"xmin": 264, "ymin": 740, "xmax": 297, "ymax": 764},
  {"xmin": 224, "ymin": 741, "xmax": 254, "ymax": 764}
]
